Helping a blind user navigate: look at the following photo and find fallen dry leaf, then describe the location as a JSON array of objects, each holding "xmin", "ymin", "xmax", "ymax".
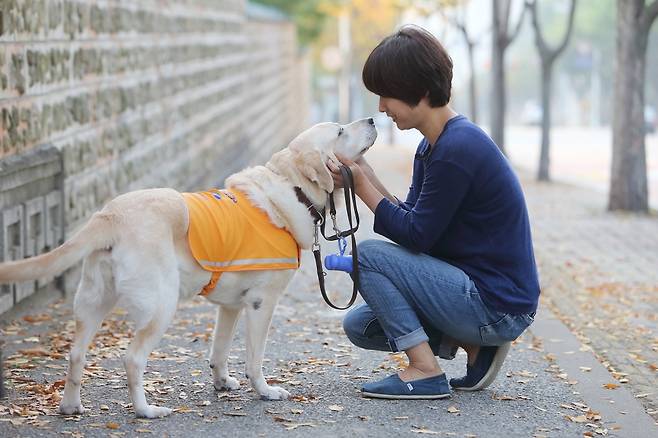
[
  {"xmin": 447, "ymin": 406, "xmax": 460, "ymax": 414},
  {"xmin": 106, "ymin": 422, "xmax": 120, "ymax": 429},
  {"xmin": 411, "ymin": 426, "xmax": 440, "ymax": 435},
  {"xmin": 22, "ymin": 314, "xmax": 52, "ymax": 323},
  {"xmin": 328, "ymin": 404, "xmax": 344, "ymax": 412},
  {"xmin": 602, "ymin": 383, "xmax": 619, "ymax": 390},
  {"xmin": 284, "ymin": 422, "xmax": 316, "ymax": 430},
  {"xmin": 223, "ymin": 412, "xmax": 247, "ymax": 417},
  {"xmin": 493, "ymin": 394, "xmax": 516, "ymax": 401}
]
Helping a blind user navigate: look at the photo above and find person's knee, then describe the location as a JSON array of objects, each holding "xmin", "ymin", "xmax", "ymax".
[
  {"xmin": 342, "ymin": 306, "xmax": 366, "ymax": 340},
  {"xmin": 342, "ymin": 305, "xmax": 378, "ymax": 347},
  {"xmin": 356, "ymin": 239, "xmax": 391, "ymax": 270}
]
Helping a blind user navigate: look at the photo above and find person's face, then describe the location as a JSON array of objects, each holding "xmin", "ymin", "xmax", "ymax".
[{"xmin": 378, "ymin": 96, "xmax": 427, "ymax": 130}]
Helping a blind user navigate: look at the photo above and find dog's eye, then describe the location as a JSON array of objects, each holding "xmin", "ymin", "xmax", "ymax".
[{"xmin": 338, "ymin": 127, "xmax": 344, "ymax": 137}]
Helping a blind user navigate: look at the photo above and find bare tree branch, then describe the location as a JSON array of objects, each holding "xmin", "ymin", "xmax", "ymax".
[
  {"xmin": 501, "ymin": 0, "xmax": 512, "ymax": 32},
  {"xmin": 642, "ymin": 0, "xmax": 658, "ymax": 33},
  {"xmin": 527, "ymin": 0, "xmax": 548, "ymax": 56},
  {"xmin": 554, "ymin": 0, "xmax": 577, "ymax": 58},
  {"xmin": 646, "ymin": 0, "xmax": 658, "ymax": 23},
  {"xmin": 528, "ymin": 0, "xmax": 577, "ymax": 62},
  {"xmin": 507, "ymin": 0, "xmax": 527, "ymax": 46}
]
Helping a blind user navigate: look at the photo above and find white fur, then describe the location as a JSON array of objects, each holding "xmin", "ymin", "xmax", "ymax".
[{"xmin": 0, "ymin": 118, "xmax": 377, "ymax": 418}]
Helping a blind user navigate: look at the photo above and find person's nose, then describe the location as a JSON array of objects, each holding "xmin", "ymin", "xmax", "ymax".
[{"xmin": 378, "ymin": 97, "xmax": 386, "ymax": 113}]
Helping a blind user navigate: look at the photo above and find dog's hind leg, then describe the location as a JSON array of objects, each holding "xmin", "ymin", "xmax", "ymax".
[
  {"xmin": 60, "ymin": 251, "xmax": 117, "ymax": 415},
  {"xmin": 244, "ymin": 291, "xmax": 290, "ymax": 400},
  {"xmin": 123, "ymin": 276, "xmax": 178, "ymax": 418},
  {"xmin": 210, "ymin": 305, "xmax": 242, "ymax": 391}
]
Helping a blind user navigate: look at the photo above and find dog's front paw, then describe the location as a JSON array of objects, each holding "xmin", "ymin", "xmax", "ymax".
[
  {"xmin": 259, "ymin": 385, "xmax": 290, "ymax": 401},
  {"xmin": 135, "ymin": 404, "xmax": 173, "ymax": 418},
  {"xmin": 59, "ymin": 401, "xmax": 85, "ymax": 415},
  {"xmin": 214, "ymin": 376, "xmax": 240, "ymax": 391}
]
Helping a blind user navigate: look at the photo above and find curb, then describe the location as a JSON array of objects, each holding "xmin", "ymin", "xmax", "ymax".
[{"xmin": 529, "ymin": 307, "xmax": 658, "ymax": 437}]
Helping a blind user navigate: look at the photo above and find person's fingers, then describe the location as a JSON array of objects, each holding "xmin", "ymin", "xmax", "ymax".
[
  {"xmin": 326, "ymin": 160, "xmax": 338, "ymax": 173},
  {"xmin": 334, "ymin": 153, "xmax": 355, "ymax": 167}
]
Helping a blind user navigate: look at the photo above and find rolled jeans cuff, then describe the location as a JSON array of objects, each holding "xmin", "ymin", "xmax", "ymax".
[{"xmin": 389, "ymin": 327, "xmax": 429, "ymax": 352}]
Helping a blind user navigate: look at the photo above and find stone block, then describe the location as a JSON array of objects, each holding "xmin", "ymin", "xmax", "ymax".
[
  {"xmin": 1, "ymin": 205, "xmax": 23, "ymax": 262},
  {"xmin": 39, "ymin": 191, "xmax": 63, "ymax": 288},
  {"xmin": 0, "ymin": 204, "xmax": 34, "ymax": 304},
  {"xmin": 10, "ymin": 52, "xmax": 25, "ymax": 95},
  {"xmin": 24, "ymin": 196, "xmax": 45, "ymax": 257},
  {"xmin": 44, "ymin": 190, "xmax": 63, "ymax": 250},
  {"xmin": 0, "ymin": 289, "xmax": 12, "ymax": 314}
]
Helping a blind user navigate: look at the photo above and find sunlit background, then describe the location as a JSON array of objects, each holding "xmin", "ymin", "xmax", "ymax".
[{"xmin": 254, "ymin": 0, "xmax": 658, "ymax": 206}]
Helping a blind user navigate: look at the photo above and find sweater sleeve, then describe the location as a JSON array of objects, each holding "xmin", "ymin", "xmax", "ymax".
[
  {"xmin": 395, "ymin": 182, "xmax": 417, "ymax": 211},
  {"xmin": 374, "ymin": 160, "xmax": 472, "ymax": 253}
]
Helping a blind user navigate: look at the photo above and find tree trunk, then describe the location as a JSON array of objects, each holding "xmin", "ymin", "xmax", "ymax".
[
  {"xmin": 529, "ymin": 0, "xmax": 577, "ymax": 183},
  {"xmin": 609, "ymin": 0, "xmax": 649, "ymax": 212},
  {"xmin": 0, "ymin": 346, "xmax": 4, "ymax": 399},
  {"xmin": 491, "ymin": 40, "xmax": 506, "ymax": 154},
  {"xmin": 538, "ymin": 61, "xmax": 552, "ymax": 181},
  {"xmin": 467, "ymin": 41, "xmax": 478, "ymax": 124}
]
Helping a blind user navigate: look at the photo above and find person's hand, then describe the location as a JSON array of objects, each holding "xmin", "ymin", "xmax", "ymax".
[{"xmin": 327, "ymin": 153, "xmax": 367, "ymax": 193}]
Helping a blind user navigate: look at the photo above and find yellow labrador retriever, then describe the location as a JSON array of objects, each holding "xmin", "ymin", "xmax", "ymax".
[{"xmin": 0, "ymin": 118, "xmax": 377, "ymax": 418}]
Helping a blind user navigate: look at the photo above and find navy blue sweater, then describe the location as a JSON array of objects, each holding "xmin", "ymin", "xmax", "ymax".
[{"xmin": 374, "ymin": 115, "xmax": 540, "ymax": 314}]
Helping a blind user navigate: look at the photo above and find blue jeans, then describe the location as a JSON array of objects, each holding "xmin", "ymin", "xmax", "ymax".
[{"xmin": 343, "ymin": 240, "xmax": 534, "ymax": 359}]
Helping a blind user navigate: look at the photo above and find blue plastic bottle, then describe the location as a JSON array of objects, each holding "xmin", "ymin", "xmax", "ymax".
[{"xmin": 324, "ymin": 254, "xmax": 353, "ymax": 273}]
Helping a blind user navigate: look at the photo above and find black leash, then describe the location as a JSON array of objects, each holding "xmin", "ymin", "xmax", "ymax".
[{"xmin": 295, "ymin": 166, "xmax": 361, "ymax": 310}]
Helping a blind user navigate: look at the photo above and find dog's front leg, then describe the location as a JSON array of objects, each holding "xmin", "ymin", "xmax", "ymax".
[
  {"xmin": 244, "ymin": 294, "xmax": 289, "ymax": 400},
  {"xmin": 209, "ymin": 305, "xmax": 242, "ymax": 391}
]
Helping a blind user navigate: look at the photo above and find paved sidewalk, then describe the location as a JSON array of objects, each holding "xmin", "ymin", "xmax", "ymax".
[
  {"xmin": 520, "ymin": 171, "xmax": 658, "ymax": 423},
  {"xmin": 0, "ymin": 144, "xmax": 655, "ymax": 437}
]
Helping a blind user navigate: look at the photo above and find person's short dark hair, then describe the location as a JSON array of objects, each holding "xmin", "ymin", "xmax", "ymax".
[{"xmin": 362, "ymin": 25, "xmax": 453, "ymax": 108}]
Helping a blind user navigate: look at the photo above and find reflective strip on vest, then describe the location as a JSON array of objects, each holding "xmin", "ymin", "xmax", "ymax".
[{"xmin": 198, "ymin": 257, "xmax": 299, "ymax": 269}]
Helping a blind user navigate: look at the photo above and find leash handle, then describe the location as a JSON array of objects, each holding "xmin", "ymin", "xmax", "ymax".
[
  {"xmin": 321, "ymin": 166, "xmax": 360, "ymax": 241},
  {"xmin": 314, "ymin": 164, "xmax": 360, "ymax": 310}
]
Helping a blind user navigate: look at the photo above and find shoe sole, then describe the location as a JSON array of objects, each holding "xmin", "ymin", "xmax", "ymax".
[
  {"xmin": 361, "ymin": 391, "xmax": 451, "ymax": 400},
  {"xmin": 453, "ymin": 342, "xmax": 511, "ymax": 392}
]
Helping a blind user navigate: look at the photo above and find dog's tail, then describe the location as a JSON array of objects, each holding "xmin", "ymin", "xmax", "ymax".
[{"xmin": 0, "ymin": 211, "xmax": 118, "ymax": 283}]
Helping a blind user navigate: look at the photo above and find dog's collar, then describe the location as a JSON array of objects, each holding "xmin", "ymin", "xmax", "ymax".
[{"xmin": 294, "ymin": 187, "xmax": 323, "ymax": 223}]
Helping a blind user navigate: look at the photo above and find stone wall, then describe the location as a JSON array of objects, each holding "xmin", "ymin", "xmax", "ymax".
[{"xmin": 0, "ymin": 0, "xmax": 309, "ymax": 314}]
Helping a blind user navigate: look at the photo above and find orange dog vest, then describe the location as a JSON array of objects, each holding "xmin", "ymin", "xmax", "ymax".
[{"xmin": 183, "ymin": 189, "xmax": 300, "ymax": 296}]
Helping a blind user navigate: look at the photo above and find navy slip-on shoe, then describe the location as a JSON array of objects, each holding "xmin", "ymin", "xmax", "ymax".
[
  {"xmin": 361, "ymin": 373, "xmax": 451, "ymax": 400},
  {"xmin": 449, "ymin": 342, "xmax": 511, "ymax": 391}
]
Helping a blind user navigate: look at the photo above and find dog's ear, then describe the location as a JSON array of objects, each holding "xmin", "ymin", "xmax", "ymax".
[{"xmin": 293, "ymin": 148, "xmax": 334, "ymax": 193}]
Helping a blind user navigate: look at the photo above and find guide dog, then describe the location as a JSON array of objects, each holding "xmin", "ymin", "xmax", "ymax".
[{"xmin": 0, "ymin": 118, "xmax": 377, "ymax": 418}]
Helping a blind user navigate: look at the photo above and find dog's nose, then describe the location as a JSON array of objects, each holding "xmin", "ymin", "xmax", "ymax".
[{"xmin": 367, "ymin": 117, "xmax": 374, "ymax": 125}]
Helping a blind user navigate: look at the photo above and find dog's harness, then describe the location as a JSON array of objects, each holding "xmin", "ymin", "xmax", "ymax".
[
  {"xmin": 183, "ymin": 189, "xmax": 300, "ymax": 296},
  {"xmin": 296, "ymin": 165, "xmax": 361, "ymax": 310}
]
